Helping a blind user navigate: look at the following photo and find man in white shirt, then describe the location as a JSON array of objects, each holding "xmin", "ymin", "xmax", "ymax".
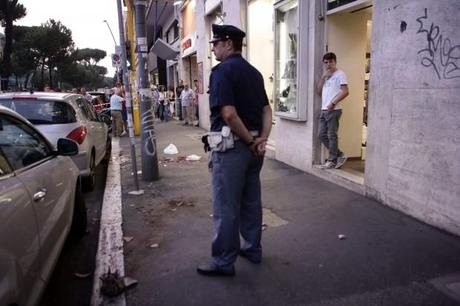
[
  {"xmin": 180, "ymin": 83, "xmax": 195, "ymax": 125},
  {"xmin": 316, "ymin": 52, "xmax": 349, "ymax": 169},
  {"xmin": 110, "ymin": 87, "xmax": 124, "ymax": 137}
]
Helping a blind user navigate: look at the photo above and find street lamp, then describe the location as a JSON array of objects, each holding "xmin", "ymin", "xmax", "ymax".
[
  {"xmin": 103, "ymin": 20, "xmax": 120, "ymax": 83},
  {"xmin": 103, "ymin": 19, "xmax": 118, "ymax": 46}
]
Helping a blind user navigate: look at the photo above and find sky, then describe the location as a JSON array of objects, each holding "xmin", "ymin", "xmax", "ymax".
[{"xmin": 15, "ymin": 0, "xmax": 122, "ymax": 77}]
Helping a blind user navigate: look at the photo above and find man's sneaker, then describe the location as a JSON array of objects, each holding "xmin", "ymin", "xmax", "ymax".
[
  {"xmin": 335, "ymin": 155, "xmax": 348, "ymax": 169},
  {"xmin": 322, "ymin": 160, "xmax": 336, "ymax": 169},
  {"xmin": 120, "ymin": 131, "xmax": 127, "ymax": 137}
]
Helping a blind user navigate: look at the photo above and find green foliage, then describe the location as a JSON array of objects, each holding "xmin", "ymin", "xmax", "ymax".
[
  {"xmin": 0, "ymin": 0, "xmax": 27, "ymax": 89},
  {"xmin": 73, "ymin": 48, "xmax": 107, "ymax": 66},
  {"xmin": 7, "ymin": 12, "xmax": 110, "ymax": 89},
  {"xmin": 0, "ymin": 0, "xmax": 26, "ymax": 26}
]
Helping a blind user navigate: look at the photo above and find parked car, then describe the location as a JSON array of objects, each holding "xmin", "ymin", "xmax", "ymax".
[
  {"xmin": 0, "ymin": 92, "xmax": 110, "ymax": 191},
  {"xmin": 0, "ymin": 105, "xmax": 86, "ymax": 306},
  {"xmin": 88, "ymin": 91, "xmax": 112, "ymax": 131}
]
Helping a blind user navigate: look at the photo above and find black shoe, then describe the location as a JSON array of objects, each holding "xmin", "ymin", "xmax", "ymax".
[
  {"xmin": 196, "ymin": 263, "xmax": 235, "ymax": 277},
  {"xmin": 239, "ymin": 250, "xmax": 262, "ymax": 264}
]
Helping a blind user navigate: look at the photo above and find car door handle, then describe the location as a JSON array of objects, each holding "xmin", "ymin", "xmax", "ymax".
[{"xmin": 33, "ymin": 188, "xmax": 47, "ymax": 201}]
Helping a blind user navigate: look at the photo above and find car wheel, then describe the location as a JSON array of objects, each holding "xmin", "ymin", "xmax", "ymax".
[
  {"xmin": 83, "ymin": 153, "xmax": 96, "ymax": 192},
  {"xmin": 70, "ymin": 184, "xmax": 87, "ymax": 239}
]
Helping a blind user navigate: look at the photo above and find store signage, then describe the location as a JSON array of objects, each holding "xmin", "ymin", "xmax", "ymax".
[
  {"xmin": 181, "ymin": 32, "xmax": 196, "ymax": 57},
  {"xmin": 182, "ymin": 39, "xmax": 192, "ymax": 51}
]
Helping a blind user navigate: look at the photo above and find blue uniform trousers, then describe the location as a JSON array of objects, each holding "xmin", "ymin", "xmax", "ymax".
[{"xmin": 210, "ymin": 141, "xmax": 264, "ymax": 270}]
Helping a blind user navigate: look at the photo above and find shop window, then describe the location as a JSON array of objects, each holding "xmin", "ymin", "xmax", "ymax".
[
  {"xmin": 274, "ymin": 0, "xmax": 299, "ymax": 117},
  {"xmin": 166, "ymin": 20, "xmax": 179, "ymax": 43}
]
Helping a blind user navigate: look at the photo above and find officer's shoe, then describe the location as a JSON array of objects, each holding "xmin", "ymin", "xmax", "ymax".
[
  {"xmin": 239, "ymin": 250, "xmax": 262, "ymax": 264},
  {"xmin": 196, "ymin": 263, "xmax": 235, "ymax": 277}
]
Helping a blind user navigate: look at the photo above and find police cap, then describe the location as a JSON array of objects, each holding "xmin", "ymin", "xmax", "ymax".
[{"xmin": 209, "ymin": 24, "xmax": 246, "ymax": 43}]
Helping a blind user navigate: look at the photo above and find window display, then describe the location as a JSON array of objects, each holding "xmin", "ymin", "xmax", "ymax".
[{"xmin": 274, "ymin": 0, "xmax": 298, "ymax": 117}]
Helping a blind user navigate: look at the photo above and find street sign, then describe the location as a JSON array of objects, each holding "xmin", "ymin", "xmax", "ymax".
[{"xmin": 111, "ymin": 53, "xmax": 121, "ymax": 68}]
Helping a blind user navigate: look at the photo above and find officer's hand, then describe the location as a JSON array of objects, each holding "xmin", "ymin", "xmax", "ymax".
[
  {"xmin": 250, "ymin": 137, "xmax": 267, "ymax": 156},
  {"xmin": 327, "ymin": 102, "xmax": 335, "ymax": 111}
]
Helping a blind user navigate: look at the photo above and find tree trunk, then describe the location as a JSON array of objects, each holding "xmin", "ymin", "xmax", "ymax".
[
  {"xmin": 0, "ymin": 1, "xmax": 17, "ymax": 91},
  {"xmin": 24, "ymin": 73, "xmax": 30, "ymax": 89},
  {"xmin": 48, "ymin": 63, "xmax": 52, "ymax": 88},
  {"xmin": 41, "ymin": 63, "xmax": 45, "ymax": 88}
]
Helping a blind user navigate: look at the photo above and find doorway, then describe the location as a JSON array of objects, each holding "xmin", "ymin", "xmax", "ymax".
[{"xmin": 324, "ymin": 2, "xmax": 372, "ymax": 179}]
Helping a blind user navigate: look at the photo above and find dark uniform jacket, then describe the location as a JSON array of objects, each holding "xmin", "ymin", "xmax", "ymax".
[{"xmin": 209, "ymin": 54, "xmax": 269, "ymax": 132}]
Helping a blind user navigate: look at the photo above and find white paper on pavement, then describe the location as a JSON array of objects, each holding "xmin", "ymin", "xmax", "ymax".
[{"xmin": 163, "ymin": 144, "xmax": 179, "ymax": 155}]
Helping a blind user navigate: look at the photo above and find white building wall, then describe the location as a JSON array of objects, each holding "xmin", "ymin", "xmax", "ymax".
[
  {"xmin": 366, "ymin": 0, "xmax": 460, "ymax": 235},
  {"xmin": 195, "ymin": 0, "xmax": 245, "ymax": 130}
]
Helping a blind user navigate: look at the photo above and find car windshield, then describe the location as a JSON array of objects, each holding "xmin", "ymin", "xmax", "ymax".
[{"xmin": 0, "ymin": 99, "xmax": 76, "ymax": 125}]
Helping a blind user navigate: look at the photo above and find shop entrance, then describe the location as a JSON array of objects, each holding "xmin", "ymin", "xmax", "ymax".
[{"xmin": 324, "ymin": 1, "xmax": 372, "ymax": 179}]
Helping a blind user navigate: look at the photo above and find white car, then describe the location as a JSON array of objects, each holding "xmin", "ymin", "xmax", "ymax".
[
  {"xmin": 0, "ymin": 105, "xmax": 86, "ymax": 306},
  {"xmin": 0, "ymin": 92, "xmax": 110, "ymax": 191}
]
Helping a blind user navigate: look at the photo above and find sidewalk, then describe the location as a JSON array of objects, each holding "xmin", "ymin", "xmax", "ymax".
[{"xmin": 118, "ymin": 121, "xmax": 460, "ymax": 306}]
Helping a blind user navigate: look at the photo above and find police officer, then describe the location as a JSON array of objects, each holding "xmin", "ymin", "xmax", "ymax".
[{"xmin": 197, "ymin": 24, "xmax": 273, "ymax": 277}]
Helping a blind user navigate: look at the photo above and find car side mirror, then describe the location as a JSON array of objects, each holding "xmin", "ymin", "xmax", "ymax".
[{"xmin": 57, "ymin": 138, "xmax": 79, "ymax": 156}]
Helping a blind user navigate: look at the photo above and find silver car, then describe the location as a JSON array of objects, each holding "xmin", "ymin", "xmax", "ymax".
[
  {"xmin": 0, "ymin": 92, "xmax": 110, "ymax": 191},
  {"xmin": 0, "ymin": 105, "xmax": 87, "ymax": 306}
]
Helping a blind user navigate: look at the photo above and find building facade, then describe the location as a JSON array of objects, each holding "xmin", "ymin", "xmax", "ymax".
[{"xmin": 190, "ymin": 0, "xmax": 460, "ymax": 236}]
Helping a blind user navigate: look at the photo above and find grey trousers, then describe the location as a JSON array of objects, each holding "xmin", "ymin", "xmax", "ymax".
[
  {"xmin": 319, "ymin": 109, "xmax": 342, "ymax": 162},
  {"xmin": 210, "ymin": 141, "xmax": 264, "ymax": 270}
]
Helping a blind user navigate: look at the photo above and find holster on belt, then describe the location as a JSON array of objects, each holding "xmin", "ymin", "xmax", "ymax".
[{"xmin": 202, "ymin": 126, "xmax": 235, "ymax": 153}]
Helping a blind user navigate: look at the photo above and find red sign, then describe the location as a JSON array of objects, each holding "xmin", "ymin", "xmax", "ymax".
[{"xmin": 181, "ymin": 38, "xmax": 192, "ymax": 52}]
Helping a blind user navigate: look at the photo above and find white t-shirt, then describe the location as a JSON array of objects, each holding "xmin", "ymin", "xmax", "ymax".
[
  {"xmin": 180, "ymin": 88, "xmax": 195, "ymax": 107},
  {"xmin": 110, "ymin": 94, "xmax": 124, "ymax": 111},
  {"xmin": 321, "ymin": 69, "xmax": 347, "ymax": 110}
]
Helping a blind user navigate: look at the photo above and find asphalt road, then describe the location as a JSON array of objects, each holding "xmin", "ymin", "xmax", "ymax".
[{"xmin": 39, "ymin": 162, "xmax": 108, "ymax": 306}]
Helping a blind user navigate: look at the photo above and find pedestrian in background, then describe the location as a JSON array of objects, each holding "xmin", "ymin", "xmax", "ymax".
[
  {"xmin": 316, "ymin": 52, "xmax": 349, "ymax": 169},
  {"xmin": 175, "ymin": 79, "xmax": 184, "ymax": 120},
  {"xmin": 168, "ymin": 86, "xmax": 175, "ymax": 118},
  {"xmin": 158, "ymin": 85, "xmax": 168, "ymax": 122},
  {"xmin": 197, "ymin": 24, "xmax": 272, "ymax": 277},
  {"xmin": 110, "ymin": 87, "xmax": 124, "ymax": 137},
  {"xmin": 151, "ymin": 84, "xmax": 160, "ymax": 118},
  {"xmin": 193, "ymin": 79, "xmax": 200, "ymax": 126},
  {"xmin": 180, "ymin": 83, "xmax": 195, "ymax": 125},
  {"xmin": 81, "ymin": 87, "xmax": 92, "ymax": 103}
]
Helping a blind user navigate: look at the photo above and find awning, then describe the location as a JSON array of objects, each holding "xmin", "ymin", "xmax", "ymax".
[{"xmin": 150, "ymin": 38, "xmax": 179, "ymax": 60}]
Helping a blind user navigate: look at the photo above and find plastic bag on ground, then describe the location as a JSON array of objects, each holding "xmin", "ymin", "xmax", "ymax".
[
  {"xmin": 163, "ymin": 144, "xmax": 179, "ymax": 155},
  {"xmin": 186, "ymin": 154, "xmax": 202, "ymax": 161}
]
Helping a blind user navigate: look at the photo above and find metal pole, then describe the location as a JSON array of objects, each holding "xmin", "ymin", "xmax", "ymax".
[
  {"xmin": 134, "ymin": 0, "xmax": 159, "ymax": 181},
  {"xmin": 116, "ymin": 0, "xmax": 142, "ymax": 191}
]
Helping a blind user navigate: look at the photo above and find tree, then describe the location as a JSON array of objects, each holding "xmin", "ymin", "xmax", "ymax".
[
  {"xmin": 10, "ymin": 25, "xmax": 40, "ymax": 88},
  {"xmin": 0, "ymin": 0, "xmax": 26, "ymax": 90},
  {"xmin": 74, "ymin": 48, "xmax": 106, "ymax": 67},
  {"xmin": 40, "ymin": 19, "xmax": 74, "ymax": 88}
]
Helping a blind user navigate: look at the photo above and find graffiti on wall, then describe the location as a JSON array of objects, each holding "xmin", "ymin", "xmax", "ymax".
[
  {"xmin": 416, "ymin": 8, "xmax": 460, "ymax": 80},
  {"xmin": 141, "ymin": 108, "xmax": 157, "ymax": 156}
]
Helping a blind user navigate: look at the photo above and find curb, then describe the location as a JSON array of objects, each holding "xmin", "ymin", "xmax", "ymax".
[{"xmin": 91, "ymin": 138, "xmax": 126, "ymax": 306}]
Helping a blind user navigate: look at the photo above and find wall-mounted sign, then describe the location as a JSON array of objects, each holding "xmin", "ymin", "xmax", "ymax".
[
  {"xmin": 181, "ymin": 32, "xmax": 196, "ymax": 58},
  {"xmin": 182, "ymin": 39, "xmax": 192, "ymax": 51}
]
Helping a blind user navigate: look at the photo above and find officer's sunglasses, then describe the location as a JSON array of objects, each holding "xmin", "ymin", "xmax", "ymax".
[{"xmin": 212, "ymin": 39, "xmax": 229, "ymax": 47}]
